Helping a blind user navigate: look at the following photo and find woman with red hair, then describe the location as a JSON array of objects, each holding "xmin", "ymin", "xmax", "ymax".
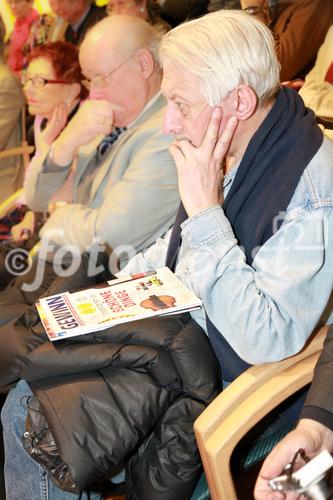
[{"xmin": 0, "ymin": 41, "xmax": 87, "ymax": 286}]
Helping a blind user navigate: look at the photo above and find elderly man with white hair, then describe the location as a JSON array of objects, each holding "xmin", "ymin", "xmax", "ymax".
[{"xmin": 123, "ymin": 9, "xmax": 333, "ymax": 376}]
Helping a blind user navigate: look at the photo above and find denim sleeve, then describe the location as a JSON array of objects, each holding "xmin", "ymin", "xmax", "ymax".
[
  {"xmin": 175, "ymin": 205, "xmax": 333, "ymax": 364},
  {"xmin": 118, "ymin": 229, "xmax": 172, "ymax": 276}
]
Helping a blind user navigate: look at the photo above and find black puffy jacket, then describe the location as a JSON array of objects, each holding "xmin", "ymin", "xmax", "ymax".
[{"xmin": 0, "ymin": 303, "xmax": 220, "ymax": 500}]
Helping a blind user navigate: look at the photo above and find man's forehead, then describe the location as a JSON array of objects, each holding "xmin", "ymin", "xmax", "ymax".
[
  {"xmin": 79, "ymin": 48, "xmax": 121, "ymax": 78},
  {"xmin": 161, "ymin": 64, "xmax": 197, "ymax": 100}
]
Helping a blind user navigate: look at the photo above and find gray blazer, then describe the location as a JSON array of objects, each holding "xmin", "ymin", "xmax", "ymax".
[{"xmin": 25, "ymin": 93, "xmax": 179, "ymax": 265}]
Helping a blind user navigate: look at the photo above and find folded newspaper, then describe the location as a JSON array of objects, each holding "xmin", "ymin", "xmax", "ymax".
[{"xmin": 37, "ymin": 267, "xmax": 202, "ymax": 341}]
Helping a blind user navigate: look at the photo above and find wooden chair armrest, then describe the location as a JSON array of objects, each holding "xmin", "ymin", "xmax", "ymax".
[
  {"xmin": 0, "ymin": 188, "xmax": 25, "ymax": 219},
  {"xmin": 194, "ymin": 325, "xmax": 328, "ymax": 500},
  {"xmin": 0, "ymin": 145, "xmax": 34, "ymax": 160}
]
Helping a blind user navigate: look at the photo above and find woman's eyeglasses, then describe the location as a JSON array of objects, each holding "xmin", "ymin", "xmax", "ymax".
[{"xmin": 21, "ymin": 74, "xmax": 69, "ymax": 88}]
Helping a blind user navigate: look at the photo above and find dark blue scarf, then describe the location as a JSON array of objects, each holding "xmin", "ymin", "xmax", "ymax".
[{"xmin": 166, "ymin": 87, "xmax": 323, "ymax": 381}]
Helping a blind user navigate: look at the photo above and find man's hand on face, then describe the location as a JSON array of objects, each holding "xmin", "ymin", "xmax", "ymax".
[
  {"xmin": 169, "ymin": 107, "xmax": 238, "ymax": 218},
  {"xmin": 50, "ymin": 100, "xmax": 124, "ymax": 166},
  {"xmin": 254, "ymin": 418, "xmax": 333, "ymax": 500}
]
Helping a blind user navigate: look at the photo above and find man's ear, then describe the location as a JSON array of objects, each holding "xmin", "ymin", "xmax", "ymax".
[
  {"xmin": 135, "ymin": 48, "xmax": 155, "ymax": 79},
  {"xmin": 230, "ymin": 85, "xmax": 258, "ymax": 121}
]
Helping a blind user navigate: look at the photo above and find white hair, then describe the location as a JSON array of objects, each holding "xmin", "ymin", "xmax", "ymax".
[{"xmin": 159, "ymin": 10, "xmax": 281, "ymax": 105}]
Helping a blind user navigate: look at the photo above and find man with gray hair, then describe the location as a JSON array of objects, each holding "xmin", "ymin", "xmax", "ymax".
[{"xmin": 123, "ymin": 9, "xmax": 333, "ymax": 376}]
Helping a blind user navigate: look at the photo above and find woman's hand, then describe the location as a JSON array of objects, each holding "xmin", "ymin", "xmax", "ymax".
[
  {"xmin": 34, "ymin": 103, "xmax": 69, "ymax": 151},
  {"xmin": 11, "ymin": 211, "xmax": 36, "ymax": 241}
]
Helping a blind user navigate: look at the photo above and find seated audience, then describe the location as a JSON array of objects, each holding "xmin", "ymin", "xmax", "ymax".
[
  {"xmin": 0, "ymin": 14, "xmax": 179, "ymax": 307},
  {"xmin": 6, "ymin": 0, "xmax": 39, "ymax": 73},
  {"xmin": 240, "ymin": 0, "xmax": 333, "ymax": 81},
  {"xmin": 299, "ymin": 25, "xmax": 333, "ymax": 140},
  {"xmin": 0, "ymin": 40, "xmax": 85, "ymax": 286},
  {"xmin": 0, "ymin": 15, "xmax": 25, "ymax": 203},
  {"xmin": 1, "ymin": 9, "xmax": 332, "ymax": 500},
  {"xmin": 254, "ymin": 325, "xmax": 333, "ymax": 499}
]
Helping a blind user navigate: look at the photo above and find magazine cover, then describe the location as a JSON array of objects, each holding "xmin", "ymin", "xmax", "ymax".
[{"xmin": 37, "ymin": 267, "xmax": 202, "ymax": 341}]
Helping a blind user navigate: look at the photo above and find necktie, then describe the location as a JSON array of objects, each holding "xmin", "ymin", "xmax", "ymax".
[{"xmin": 97, "ymin": 127, "xmax": 127, "ymax": 163}]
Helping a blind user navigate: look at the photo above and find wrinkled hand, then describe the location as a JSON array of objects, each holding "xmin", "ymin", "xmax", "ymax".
[
  {"xmin": 169, "ymin": 108, "xmax": 238, "ymax": 217},
  {"xmin": 11, "ymin": 210, "xmax": 35, "ymax": 241},
  {"xmin": 52, "ymin": 100, "xmax": 124, "ymax": 166},
  {"xmin": 34, "ymin": 103, "xmax": 69, "ymax": 152},
  {"xmin": 254, "ymin": 419, "xmax": 333, "ymax": 500}
]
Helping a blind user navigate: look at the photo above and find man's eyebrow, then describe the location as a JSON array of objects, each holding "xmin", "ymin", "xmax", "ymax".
[{"xmin": 164, "ymin": 92, "xmax": 190, "ymax": 104}]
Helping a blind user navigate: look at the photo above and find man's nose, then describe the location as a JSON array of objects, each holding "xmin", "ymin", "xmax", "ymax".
[{"xmin": 163, "ymin": 102, "xmax": 182, "ymax": 135}]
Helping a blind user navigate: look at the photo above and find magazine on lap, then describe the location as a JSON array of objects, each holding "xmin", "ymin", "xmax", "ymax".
[{"xmin": 37, "ymin": 267, "xmax": 202, "ymax": 341}]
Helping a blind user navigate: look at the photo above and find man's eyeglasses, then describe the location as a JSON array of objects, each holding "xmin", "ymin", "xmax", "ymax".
[
  {"xmin": 21, "ymin": 74, "xmax": 69, "ymax": 88},
  {"xmin": 82, "ymin": 54, "xmax": 134, "ymax": 90}
]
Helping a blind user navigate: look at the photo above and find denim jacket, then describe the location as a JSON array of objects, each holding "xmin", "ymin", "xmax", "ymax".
[{"xmin": 121, "ymin": 137, "xmax": 333, "ymax": 364}]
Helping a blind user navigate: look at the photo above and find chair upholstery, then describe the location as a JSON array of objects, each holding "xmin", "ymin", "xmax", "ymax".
[{"xmin": 193, "ymin": 325, "xmax": 328, "ymax": 500}]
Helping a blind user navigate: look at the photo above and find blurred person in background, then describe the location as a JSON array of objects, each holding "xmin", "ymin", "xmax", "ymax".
[
  {"xmin": 240, "ymin": 0, "xmax": 333, "ymax": 82},
  {"xmin": 6, "ymin": 0, "xmax": 39, "ymax": 73},
  {"xmin": 299, "ymin": 25, "xmax": 333, "ymax": 141},
  {"xmin": 53, "ymin": 0, "xmax": 106, "ymax": 45},
  {"xmin": 0, "ymin": 15, "xmax": 179, "ymax": 304},
  {"xmin": 0, "ymin": 14, "xmax": 25, "ymax": 203}
]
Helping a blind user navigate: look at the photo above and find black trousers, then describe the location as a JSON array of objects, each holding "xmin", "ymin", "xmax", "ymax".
[
  {"xmin": 0, "ymin": 237, "xmax": 39, "ymax": 291},
  {"xmin": 0, "ymin": 392, "xmax": 7, "ymax": 500},
  {"xmin": 0, "ymin": 251, "xmax": 113, "ymax": 327}
]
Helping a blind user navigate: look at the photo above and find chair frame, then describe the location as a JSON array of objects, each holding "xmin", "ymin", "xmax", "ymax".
[
  {"xmin": 0, "ymin": 145, "xmax": 34, "ymax": 164},
  {"xmin": 194, "ymin": 325, "xmax": 328, "ymax": 500}
]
